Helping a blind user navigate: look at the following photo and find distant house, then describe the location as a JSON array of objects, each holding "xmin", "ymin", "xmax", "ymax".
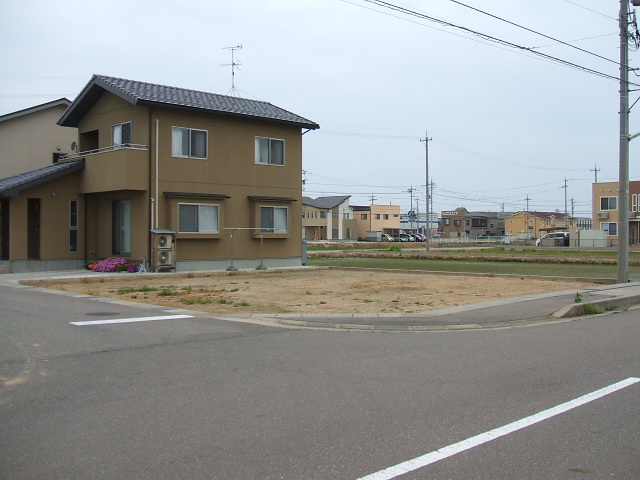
[
  {"xmin": 505, "ymin": 211, "xmax": 575, "ymax": 240},
  {"xmin": 592, "ymin": 180, "xmax": 640, "ymax": 245},
  {"xmin": 0, "ymin": 98, "xmax": 77, "ymax": 178},
  {"xmin": 302, "ymin": 195, "xmax": 356, "ymax": 240},
  {"xmin": 351, "ymin": 204, "xmax": 401, "ymax": 239},
  {"xmin": 440, "ymin": 208, "xmax": 512, "ymax": 237},
  {"xmin": 0, "ymin": 75, "xmax": 318, "ymax": 272}
]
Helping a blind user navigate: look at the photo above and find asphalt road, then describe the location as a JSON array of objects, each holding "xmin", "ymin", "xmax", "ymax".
[{"xmin": 1, "ymin": 283, "xmax": 639, "ymax": 479}]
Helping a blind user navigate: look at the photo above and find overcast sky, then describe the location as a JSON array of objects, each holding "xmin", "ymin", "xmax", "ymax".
[{"xmin": 1, "ymin": 0, "xmax": 637, "ymax": 217}]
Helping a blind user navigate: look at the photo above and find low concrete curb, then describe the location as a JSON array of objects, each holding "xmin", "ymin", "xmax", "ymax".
[{"xmin": 553, "ymin": 294, "xmax": 640, "ymax": 318}]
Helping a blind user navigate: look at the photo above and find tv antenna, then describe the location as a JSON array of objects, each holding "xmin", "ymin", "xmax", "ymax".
[{"xmin": 221, "ymin": 45, "xmax": 242, "ymax": 96}]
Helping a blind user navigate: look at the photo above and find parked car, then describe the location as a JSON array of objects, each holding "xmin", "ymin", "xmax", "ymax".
[
  {"xmin": 381, "ymin": 234, "xmax": 394, "ymax": 242},
  {"xmin": 398, "ymin": 233, "xmax": 412, "ymax": 242},
  {"xmin": 413, "ymin": 233, "xmax": 427, "ymax": 242},
  {"xmin": 536, "ymin": 232, "xmax": 569, "ymax": 247}
]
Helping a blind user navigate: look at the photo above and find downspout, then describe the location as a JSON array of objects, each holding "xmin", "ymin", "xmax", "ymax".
[
  {"xmin": 148, "ymin": 108, "xmax": 156, "ymax": 268},
  {"xmin": 155, "ymin": 118, "xmax": 159, "ymax": 229}
]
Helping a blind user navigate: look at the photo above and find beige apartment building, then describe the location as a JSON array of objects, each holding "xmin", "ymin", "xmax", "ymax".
[
  {"xmin": 351, "ymin": 204, "xmax": 401, "ymax": 239},
  {"xmin": 0, "ymin": 75, "xmax": 318, "ymax": 272},
  {"xmin": 592, "ymin": 180, "xmax": 640, "ymax": 245}
]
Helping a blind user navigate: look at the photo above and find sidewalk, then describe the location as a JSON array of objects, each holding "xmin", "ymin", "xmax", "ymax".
[{"xmin": 2, "ymin": 270, "xmax": 639, "ymax": 332}]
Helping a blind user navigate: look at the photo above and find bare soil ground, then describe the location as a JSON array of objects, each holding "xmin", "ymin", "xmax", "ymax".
[{"xmin": 25, "ymin": 268, "xmax": 597, "ymax": 315}]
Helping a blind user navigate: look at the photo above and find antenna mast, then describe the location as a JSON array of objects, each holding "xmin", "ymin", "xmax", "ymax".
[{"xmin": 221, "ymin": 45, "xmax": 242, "ymax": 96}]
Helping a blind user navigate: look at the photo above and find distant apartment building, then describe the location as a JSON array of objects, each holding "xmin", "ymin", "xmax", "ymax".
[
  {"xmin": 351, "ymin": 204, "xmax": 401, "ymax": 239},
  {"xmin": 592, "ymin": 180, "xmax": 640, "ymax": 245},
  {"xmin": 440, "ymin": 208, "xmax": 512, "ymax": 237}
]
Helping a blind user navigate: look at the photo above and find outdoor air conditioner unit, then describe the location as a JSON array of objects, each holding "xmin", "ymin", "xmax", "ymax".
[
  {"xmin": 150, "ymin": 229, "xmax": 176, "ymax": 272},
  {"xmin": 157, "ymin": 249, "xmax": 174, "ymax": 267},
  {"xmin": 597, "ymin": 212, "xmax": 609, "ymax": 219},
  {"xmin": 156, "ymin": 233, "xmax": 173, "ymax": 249}
]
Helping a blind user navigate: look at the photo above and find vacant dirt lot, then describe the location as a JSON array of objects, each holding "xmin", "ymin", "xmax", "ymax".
[{"xmin": 25, "ymin": 268, "xmax": 597, "ymax": 315}]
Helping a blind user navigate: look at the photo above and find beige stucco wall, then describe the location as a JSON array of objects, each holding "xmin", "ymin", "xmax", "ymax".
[
  {"xmin": 0, "ymin": 103, "xmax": 77, "ymax": 178},
  {"xmin": 7, "ymin": 172, "xmax": 83, "ymax": 261},
  {"xmin": 353, "ymin": 205, "xmax": 400, "ymax": 238}
]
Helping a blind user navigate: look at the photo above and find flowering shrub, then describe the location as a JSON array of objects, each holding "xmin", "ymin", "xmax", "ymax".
[{"xmin": 90, "ymin": 258, "xmax": 141, "ymax": 273}]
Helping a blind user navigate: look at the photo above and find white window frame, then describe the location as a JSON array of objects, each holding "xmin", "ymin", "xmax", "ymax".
[
  {"xmin": 255, "ymin": 137, "xmax": 285, "ymax": 165},
  {"xmin": 600, "ymin": 196, "xmax": 617, "ymax": 211},
  {"xmin": 172, "ymin": 127, "xmax": 208, "ymax": 159},
  {"xmin": 178, "ymin": 203, "xmax": 219, "ymax": 233},
  {"xmin": 112, "ymin": 122, "xmax": 132, "ymax": 147},
  {"xmin": 601, "ymin": 222, "xmax": 618, "ymax": 236},
  {"xmin": 632, "ymin": 194, "xmax": 638, "ymax": 212},
  {"xmin": 259, "ymin": 206, "xmax": 288, "ymax": 234}
]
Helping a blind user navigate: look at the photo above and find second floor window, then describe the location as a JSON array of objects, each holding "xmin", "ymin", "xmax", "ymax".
[
  {"xmin": 600, "ymin": 196, "xmax": 617, "ymax": 211},
  {"xmin": 113, "ymin": 122, "xmax": 131, "ymax": 147},
  {"xmin": 255, "ymin": 137, "xmax": 284, "ymax": 165},
  {"xmin": 172, "ymin": 127, "xmax": 207, "ymax": 159}
]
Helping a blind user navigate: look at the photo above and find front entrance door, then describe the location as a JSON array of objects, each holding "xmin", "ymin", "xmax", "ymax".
[{"xmin": 27, "ymin": 198, "xmax": 41, "ymax": 260}]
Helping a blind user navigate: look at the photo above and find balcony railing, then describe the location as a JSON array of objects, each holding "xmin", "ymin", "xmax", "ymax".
[{"xmin": 60, "ymin": 143, "xmax": 148, "ymax": 160}]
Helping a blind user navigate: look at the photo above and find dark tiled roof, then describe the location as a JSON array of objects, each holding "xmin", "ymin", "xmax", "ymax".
[
  {"xmin": 59, "ymin": 75, "xmax": 319, "ymax": 130},
  {"xmin": 0, "ymin": 160, "xmax": 84, "ymax": 197},
  {"xmin": 351, "ymin": 205, "xmax": 371, "ymax": 211},
  {"xmin": 302, "ymin": 195, "xmax": 350, "ymax": 209}
]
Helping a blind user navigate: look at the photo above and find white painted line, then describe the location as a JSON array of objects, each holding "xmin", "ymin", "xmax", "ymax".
[
  {"xmin": 70, "ymin": 314, "xmax": 193, "ymax": 326},
  {"xmin": 357, "ymin": 377, "xmax": 640, "ymax": 480}
]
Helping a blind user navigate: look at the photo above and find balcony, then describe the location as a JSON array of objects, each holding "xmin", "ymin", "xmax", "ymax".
[{"xmin": 62, "ymin": 144, "xmax": 149, "ymax": 193}]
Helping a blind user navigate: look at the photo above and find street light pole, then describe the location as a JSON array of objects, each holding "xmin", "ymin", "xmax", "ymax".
[{"xmin": 420, "ymin": 131, "xmax": 432, "ymax": 251}]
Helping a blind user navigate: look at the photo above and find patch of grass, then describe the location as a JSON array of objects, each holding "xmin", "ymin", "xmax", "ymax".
[
  {"xmin": 138, "ymin": 285, "xmax": 157, "ymax": 293},
  {"xmin": 217, "ymin": 298, "xmax": 233, "ymax": 305},
  {"xmin": 575, "ymin": 292, "xmax": 583, "ymax": 303},
  {"xmin": 388, "ymin": 244, "xmax": 402, "ymax": 253},
  {"xmin": 583, "ymin": 303, "xmax": 605, "ymax": 315},
  {"xmin": 158, "ymin": 288, "xmax": 178, "ymax": 296},
  {"xmin": 319, "ymin": 301, "xmax": 327, "ymax": 305},
  {"xmin": 308, "ymin": 257, "xmax": 635, "ymax": 279},
  {"xmin": 236, "ymin": 301, "xmax": 251, "ymax": 307}
]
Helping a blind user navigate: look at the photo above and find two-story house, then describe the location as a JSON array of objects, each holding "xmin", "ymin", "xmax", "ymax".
[
  {"xmin": 0, "ymin": 75, "xmax": 319, "ymax": 272},
  {"xmin": 351, "ymin": 204, "xmax": 401, "ymax": 239},
  {"xmin": 440, "ymin": 208, "xmax": 512, "ymax": 238},
  {"xmin": 505, "ymin": 211, "xmax": 575, "ymax": 240},
  {"xmin": 302, "ymin": 196, "xmax": 356, "ymax": 240}
]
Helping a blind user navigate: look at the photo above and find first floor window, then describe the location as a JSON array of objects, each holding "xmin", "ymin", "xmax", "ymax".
[
  {"xmin": 255, "ymin": 137, "xmax": 285, "ymax": 165},
  {"xmin": 260, "ymin": 206, "xmax": 288, "ymax": 233},
  {"xmin": 600, "ymin": 196, "xmax": 617, "ymax": 211},
  {"xmin": 601, "ymin": 222, "xmax": 617, "ymax": 236},
  {"xmin": 633, "ymin": 194, "xmax": 638, "ymax": 212},
  {"xmin": 113, "ymin": 122, "xmax": 132, "ymax": 147},
  {"xmin": 178, "ymin": 204, "xmax": 219, "ymax": 233},
  {"xmin": 69, "ymin": 200, "xmax": 78, "ymax": 252},
  {"xmin": 172, "ymin": 127, "xmax": 208, "ymax": 159}
]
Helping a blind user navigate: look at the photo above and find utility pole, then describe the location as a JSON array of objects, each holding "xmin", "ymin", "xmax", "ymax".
[
  {"xmin": 571, "ymin": 197, "xmax": 575, "ymax": 218},
  {"xmin": 420, "ymin": 132, "xmax": 432, "ymax": 251},
  {"xmin": 368, "ymin": 194, "xmax": 376, "ymax": 233},
  {"xmin": 222, "ymin": 45, "xmax": 242, "ymax": 96},
  {"xmin": 562, "ymin": 177, "xmax": 569, "ymax": 229},
  {"xmin": 590, "ymin": 163, "xmax": 600, "ymax": 183},
  {"xmin": 618, "ymin": 0, "xmax": 631, "ymax": 283},
  {"xmin": 525, "ymin": 195, "xmax": 531, "ymax": 242},
  {"xmin": 430, "ymin": 180, "xmax": 435, "ymax": 238},
  {"xmin": 406, "ymin": 186, "xmax": 415, "ymax": 230}
]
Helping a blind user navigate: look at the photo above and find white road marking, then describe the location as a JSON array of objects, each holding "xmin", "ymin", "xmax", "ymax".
[
  {"xmin": 70, "ymin": 314, "xmax": 193, "ymax": 326},
  {"xmin": 357, "ymin": 377, "xmax": 640, "ymax": 480}
]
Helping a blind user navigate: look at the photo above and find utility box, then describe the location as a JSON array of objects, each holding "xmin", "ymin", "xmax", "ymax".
[
  {"xmin": 569, "ymin": 228, "xmax": 607, "ymax": 248},
  {"xmin": 150, "ymin": 229, "xmax": 176, "ymax": 272},
  {"xmin": 366, "ymin": 231, "xmax": 382, "ymax": 242}
]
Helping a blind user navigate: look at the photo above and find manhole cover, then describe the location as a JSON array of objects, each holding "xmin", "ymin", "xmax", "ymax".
[{"xmin": 85, "ymin": 312, "xmax": 119, "ymax": 317}]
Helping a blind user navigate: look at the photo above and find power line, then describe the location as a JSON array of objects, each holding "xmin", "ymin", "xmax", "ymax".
[
  {"xmin": 448, "ymin": 0, "xmax": 619, "ymax": 65},
  {"xmin": 358, "ymin": 0, "xmax": 638, "ymax": 86}
]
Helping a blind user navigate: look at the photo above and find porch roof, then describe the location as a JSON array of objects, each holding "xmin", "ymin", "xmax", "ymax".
[{"xmin": 0, "ymin": 160, "xmax": 84, "ymax": 197}]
